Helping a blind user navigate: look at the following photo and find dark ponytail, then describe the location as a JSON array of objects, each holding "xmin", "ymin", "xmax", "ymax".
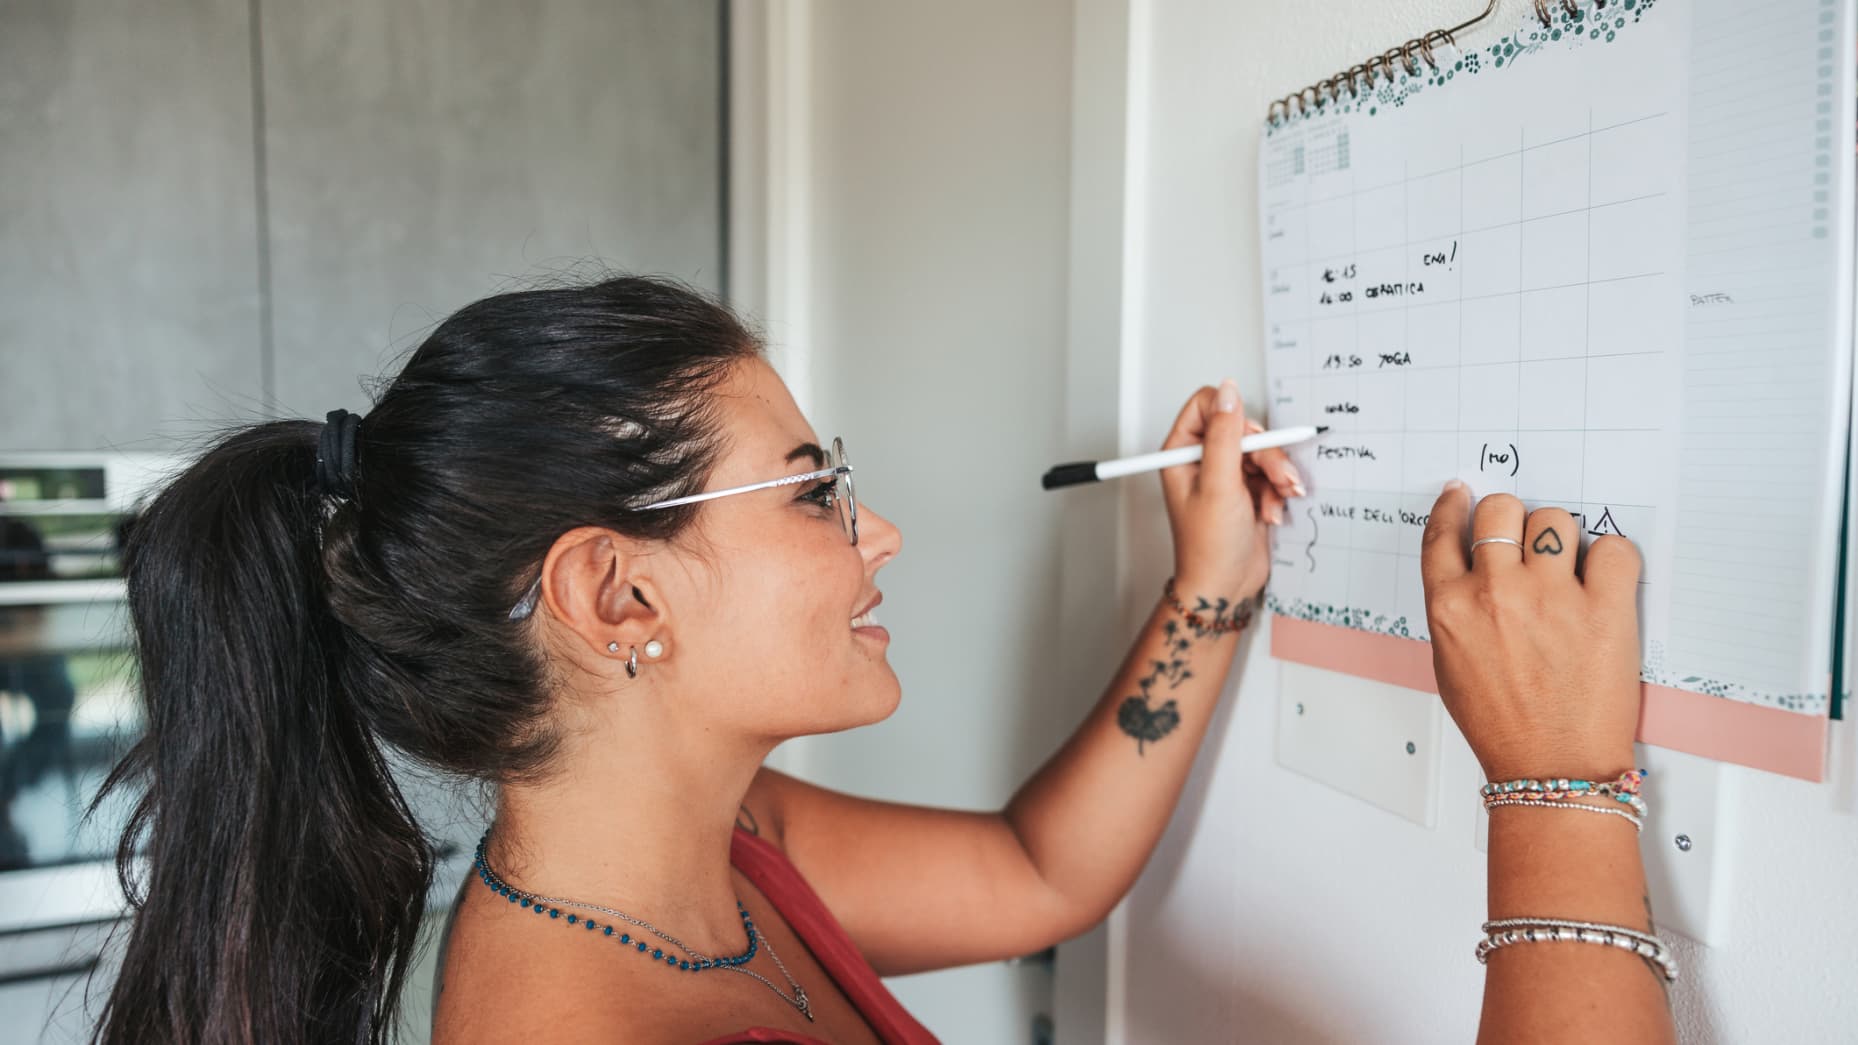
[
  {"xmin": 90, "ymin": 275, "xmax": 761, "ymax": 1044},
  {"xmin": 92, "ymin": 423, "xmax": 429, "ymax": 1043}
]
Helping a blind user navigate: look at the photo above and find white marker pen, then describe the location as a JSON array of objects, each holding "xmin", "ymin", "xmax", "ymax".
[{"xmin": 1041, "ymin": 425, "xmax": 1327, "ymax": 490}]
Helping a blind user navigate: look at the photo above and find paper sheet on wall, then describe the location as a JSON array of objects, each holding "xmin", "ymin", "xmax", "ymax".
[{"xmin": 1257, "ymin": 0, "xmax": 1856, "ymax": 778}]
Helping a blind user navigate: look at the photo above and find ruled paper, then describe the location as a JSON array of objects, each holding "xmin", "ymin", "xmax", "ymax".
[{"xmin": 1662, "ymin": 0, "xmax": 1854, "ymax": 712}]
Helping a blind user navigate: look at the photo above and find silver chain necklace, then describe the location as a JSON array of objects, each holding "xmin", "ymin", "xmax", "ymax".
[{"xmin": 476, "ymin": 834, "xmax": 813, "ymax": 1022}]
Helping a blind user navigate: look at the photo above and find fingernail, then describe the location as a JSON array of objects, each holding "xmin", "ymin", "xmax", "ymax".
[
  {"xmin": 1266, "ymin": 504, "xmax": 1284, "ymax": 525},
  {"xmin": 1216, "ymin": 378, "xmax": 1239, "ymax": 413},
  {"xmin": 1290, "ymin": 480, "xmax": 1307, "ymax": 498},
  {"xmin": 1285, "ymin": 465, "xmax": 1305, "ymax": 497},
  {"xmin": 1444, "ymin": 479, "xmax": 1465, "ymax": 493}
]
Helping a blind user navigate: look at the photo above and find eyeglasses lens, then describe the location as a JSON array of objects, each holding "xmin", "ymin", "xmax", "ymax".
[{"xmin": 834, "ymin": 437, "xmax": 857, "ymax": 545}]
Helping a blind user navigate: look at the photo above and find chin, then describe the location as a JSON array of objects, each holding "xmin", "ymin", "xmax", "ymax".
[
  {"xmin": 813, "ymin": 668, "xmax": 904, "ymax": 736},
  {"xmin": 863, "ymin": 671, "xmax": 905, "ymax": 724}
]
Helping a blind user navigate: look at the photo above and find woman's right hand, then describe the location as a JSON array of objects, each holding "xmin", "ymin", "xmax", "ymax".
[{"xmin": 1419, "ymin": 482, "xmax": 1644, "ymax": 781}]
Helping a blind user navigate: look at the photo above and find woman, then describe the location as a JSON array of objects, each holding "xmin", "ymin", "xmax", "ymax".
[
  {"xmin": 91, "ymin": 275, "xmax": 1294, "ymax": 1044},
  {"xmin": 92, "ymin": 274, "xmax": 1673, "ymax": 1043}
]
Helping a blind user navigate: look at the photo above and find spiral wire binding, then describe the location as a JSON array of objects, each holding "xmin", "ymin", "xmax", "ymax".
[{"xmin": 1265, "ymin": 0, "xmax": 1617, "ymax": 125}]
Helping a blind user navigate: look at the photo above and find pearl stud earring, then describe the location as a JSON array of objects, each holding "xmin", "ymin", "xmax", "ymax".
[{"xmin": 644, "ymin": 640, "xmax": 664, "ymax": 659}]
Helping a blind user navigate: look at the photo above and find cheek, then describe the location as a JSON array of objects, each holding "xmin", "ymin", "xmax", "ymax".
[{"xmin": 701, "ymin": 535, "xmax": 852, "ymax": 659}]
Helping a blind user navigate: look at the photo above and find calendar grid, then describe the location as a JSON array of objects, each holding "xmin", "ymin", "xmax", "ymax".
[{"xmin": 1262, "ymin": 95, "xmax": 1679, "ymax": 651}]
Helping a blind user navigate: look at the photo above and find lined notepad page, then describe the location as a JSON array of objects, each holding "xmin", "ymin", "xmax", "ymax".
[
  {"xmin": 1669, "ymin": 0, "xmax": 1854, "ymax": 713},
  {"xmin": 1258, "ymin": 0, "xmax": 1855, "ymax": 715}
]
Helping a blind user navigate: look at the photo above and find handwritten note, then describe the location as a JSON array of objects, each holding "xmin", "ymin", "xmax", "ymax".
[{"xmin": 1258, "ymin": 0, "xmax": 1851, "ymax": 716}]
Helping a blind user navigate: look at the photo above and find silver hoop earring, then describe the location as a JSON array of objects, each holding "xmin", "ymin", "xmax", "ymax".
[{"xmin": 626, "ymin": 647, "xmax": 639, "ymax": 679}]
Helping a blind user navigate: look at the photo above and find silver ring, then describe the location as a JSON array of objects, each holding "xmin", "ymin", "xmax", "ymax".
[{"xmin": 1471, "ymin": 537, "xmax": 1524, "ymax": 553}]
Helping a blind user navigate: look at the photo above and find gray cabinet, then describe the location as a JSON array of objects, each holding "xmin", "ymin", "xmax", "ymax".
[
  {"xmin": 2, "ymin": 0, "xmax": 723, "ymax": 449},
  {"xmin": 261, "ymin": 0, "xmax": 723, "ymax": 416},
  {"xmin": 0, "ymin": 0, "xmax": 263, "ymax": 452}
]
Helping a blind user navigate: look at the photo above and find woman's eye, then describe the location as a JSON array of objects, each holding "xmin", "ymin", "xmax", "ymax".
[{"xmin": 799, "ymin": 479, "xmax": 838, "ymax": 509}]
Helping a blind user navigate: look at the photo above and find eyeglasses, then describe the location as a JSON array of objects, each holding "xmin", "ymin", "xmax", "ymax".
[{"xmin": 507, "ymin": 436, "xmax": 856, "ymax": 621}]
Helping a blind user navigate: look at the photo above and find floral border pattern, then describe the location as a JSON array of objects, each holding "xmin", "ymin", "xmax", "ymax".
[
  {"xmin": 1264, "ymin": 593, "xmax": 1423, "ymax": 641},
  {"xmin": 1265, "ymin": 595, "xmax": 1828, "ymax": 714},
  {"xmin": 1265, "ymin": 0, "xmax": 1661, "ymax": 135}
]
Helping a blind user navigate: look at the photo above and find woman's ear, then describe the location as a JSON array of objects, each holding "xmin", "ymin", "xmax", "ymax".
[{"xmin": 537, "ymin": 527, "xmax": 666, "ymax": 656}]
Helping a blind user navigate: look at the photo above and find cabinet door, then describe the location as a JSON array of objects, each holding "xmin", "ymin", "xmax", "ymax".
[
  {"xmin": 260, "ymin": 0, "xmax": 724, "ymax": 416},
  {"xmin": 0, "ymin": 0, "xmax": 262, "ymax": 452}
]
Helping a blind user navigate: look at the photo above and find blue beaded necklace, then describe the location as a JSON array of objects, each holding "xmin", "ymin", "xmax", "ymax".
[{"xmin": 472, "ymin": 831, "xmax": 813, "ymax": 1021}]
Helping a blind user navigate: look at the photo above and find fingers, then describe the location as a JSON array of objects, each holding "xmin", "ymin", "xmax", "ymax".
[
  {"xmin": 1157, "ymin": 386, "xmax": 1216, "ymax": 507},
  {"xmin": 1469, "ymin": 493, "xmax": 1526, "ymax": 573},
  {"xmin": 1242, "ymin": 418, "xmax": 1306, "ymax": 499},
  {"xmin": 1420, "ymin": 480, "xmax": 1472, "ymax": 590},
  {"xmin": 1196, "ymin": 379, "xmax": 1247, "ymax": 498},
  {"xmin": 1522, "ymin": 506, "xmax": 1577, "ymax": 577},
  {"xmin": 1247, "ymin": 470, "xmax": 1286, "ymax": 526},
  {"xmin": 1159, "ymin": 380, "xmax": 1246, "ymax": 503},
  {"xmin": 1582, "ymin": 533, "xmax": 1643, "ymax": 608}
]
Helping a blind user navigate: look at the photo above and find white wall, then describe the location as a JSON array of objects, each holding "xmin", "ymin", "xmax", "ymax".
[
  {"xmin": 788, "ymin": 1, "xmax": 1077, "ymax": 805},
  {"xmin": 740, "ymin": 3, "xmax": 1093, "ymax": 1042},
  {"xmin": 1112, "ymin": 2, "xmax": 1858, "ymax": 1043}
]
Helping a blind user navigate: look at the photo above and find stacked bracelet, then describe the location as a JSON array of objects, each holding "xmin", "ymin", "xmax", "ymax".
[
  {"xmin": 1162, "ymin": 576, "xmax": 1254, "ymax": 636},
  {"xmin": 1476, "ymin": 917, "xmax": 1679, "ymax": 983},
  {"xmin": 1480, "ymin": 770, "xmax": 1648, "ymax": 818}
]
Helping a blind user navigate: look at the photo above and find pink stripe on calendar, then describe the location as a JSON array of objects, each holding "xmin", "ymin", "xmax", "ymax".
[{"xmin": 1270, "ymin": 615, "xmax": 1829, "ymax": 782}]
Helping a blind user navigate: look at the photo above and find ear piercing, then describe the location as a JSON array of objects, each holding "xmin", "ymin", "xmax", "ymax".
[{"xmin": 608, "ymin": 639, "xmax": 666, "ymax": 679}]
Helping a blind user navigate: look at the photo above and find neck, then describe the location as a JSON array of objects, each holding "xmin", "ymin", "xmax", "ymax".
[{"xmin": 488, "ymin": 705, "xmax": 771, "ymax": 953}]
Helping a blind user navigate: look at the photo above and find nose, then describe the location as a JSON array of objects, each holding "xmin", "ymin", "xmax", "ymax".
[{"xmin": 858, "ymin": 505, "xmax": 903, "ymax": 569}]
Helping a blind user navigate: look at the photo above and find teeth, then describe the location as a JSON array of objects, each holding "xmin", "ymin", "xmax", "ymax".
[{"xmin": 851, "ymin": 609, "xmax": 880, "ymax": 629}]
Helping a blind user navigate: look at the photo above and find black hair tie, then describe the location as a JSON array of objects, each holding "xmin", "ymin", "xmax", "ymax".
[{"xmin": 315, "ymin": 409, "xmax": 362, "ymax": 500}]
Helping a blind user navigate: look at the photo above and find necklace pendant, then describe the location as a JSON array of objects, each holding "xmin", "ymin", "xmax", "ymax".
[{"xmin": 795, "ymin": 986, "xmax": 813, "ymax": 1023}]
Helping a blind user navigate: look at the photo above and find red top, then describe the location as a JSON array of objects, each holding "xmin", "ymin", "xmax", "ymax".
[{"xmin": 695, "ymin": 829, "xmax": 941, "ymax": 1045}]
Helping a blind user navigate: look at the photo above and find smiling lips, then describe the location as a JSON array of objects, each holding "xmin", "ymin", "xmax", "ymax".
[{"xmin": 852, "ymin": 592, "xmax": 883, "ymax": 630}]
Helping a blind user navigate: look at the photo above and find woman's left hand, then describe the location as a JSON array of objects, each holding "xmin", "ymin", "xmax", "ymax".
[{"xmin": 1159, "ymin": 378, "xmax": 1303, "ymax": 602}]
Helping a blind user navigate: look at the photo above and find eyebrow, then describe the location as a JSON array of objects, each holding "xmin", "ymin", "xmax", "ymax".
[{"xmin": 786, "ymin": 442, "xmax": 826, "ymax": 468}]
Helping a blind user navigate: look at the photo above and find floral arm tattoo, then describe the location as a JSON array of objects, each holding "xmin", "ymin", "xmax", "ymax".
[{"xmin": 1116, "ymin": 586, "xmax": 1252, "ymax": 754}]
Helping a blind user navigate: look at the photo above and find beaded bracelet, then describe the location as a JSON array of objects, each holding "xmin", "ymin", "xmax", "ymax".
[
  {"xmin": 1483, "ymin": 796, "xmax": 1643, "ymax": 833},
  {"xmin": 1480, "ymin": 770, "xmax": 1647, "ymax": 816},
  {"xmin": 1162, "ymin": 576, "xmax": 1254, "ymax": 636},
  {"xmin": 1481, "ymin": 769, "xmax": 1644, "ymax": 799},
  {"xmin": 1477, "ymin": 917, "xmax": 1679, "ymax": 983}
]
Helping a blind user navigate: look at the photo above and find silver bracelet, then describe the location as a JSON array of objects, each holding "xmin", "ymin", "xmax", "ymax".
[
  {"xmin": 1477, "ymin": 917, "xmax": 1679, "ymax": 982},
  {"xmin": 1483, "ymin": 796, "xmax": 1644, "ymax": 833},
  {"xmin": 1483, "ymin": 790, "xmax": 1649, "ymax": 818}
]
